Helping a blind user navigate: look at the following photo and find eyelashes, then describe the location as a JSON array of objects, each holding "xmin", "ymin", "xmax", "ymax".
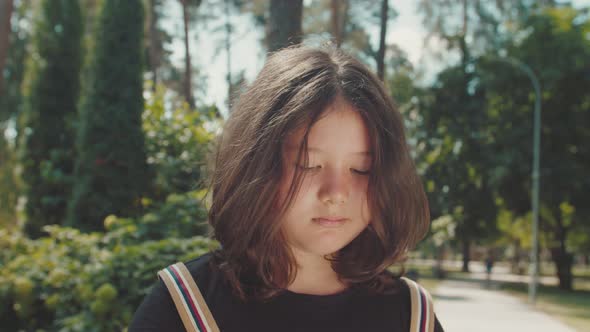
[
  {"xmin": 352, "ymin": 169, "xmax": 371, "ymax": 175},
  {"xmin": 295, "ymin": 164, "xmax": 371, "ymax": 176}
]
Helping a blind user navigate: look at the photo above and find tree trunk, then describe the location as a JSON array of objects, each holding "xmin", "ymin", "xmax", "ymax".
[
  {"xmin": 376, "ymin": 0, "xmax": 388, "ymax": 81},
  {"xmin": 0, "ymin": 0, "xmax": 14, "ymax": 95},
  {"xmin": 181, "ymin": 0, "xmax": 194, "ymax": 108},
  {"xmin": 224, "ymin": 0, "xmax": 232, "ymax": 108},
  {"xmin": 462, "ymin": 238, "xmax": 470, "ymax": 272},
  {"xmin": 330, "ymin": 0, "xmax": 349, "ymax": 48},
  {"xmin": 147, "ymin": 0, "xmax": 159, "ymax": 91},
  {"xmin": 331, "ymin": 0, "xmax": 341, "ymax": 48},
  {"xmin": 550, "ymin": 221, "xmax": 573, "ymax": 290},
  {"xmin": 510, "ymin": 239, "xmax": 522, "ymax": 274},
  {"xmin": 460, "ymin": 0, "xmax": 469, "ymax": 67},
  {"xmin": 434, "ymin": 244, "xmax": 447, "ymax": 279},
  {"xmin": 462, "ymin": 0, "xmax": 468, "ymax": 37},
  {"xmin": 267, "ymin": 0, "xmax": 303, "ymax": 53},
  {"xmin": 551, "ymin": 247, "xmax": 573, "ymax": 290}
]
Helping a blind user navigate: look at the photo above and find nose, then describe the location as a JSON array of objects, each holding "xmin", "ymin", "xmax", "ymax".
[{"xmin": 317, "ymin": 169, "xmax": 350, "ymax": 205}]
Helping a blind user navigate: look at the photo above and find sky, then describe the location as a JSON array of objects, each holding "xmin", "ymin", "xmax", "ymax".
[{"xmin": 164, "ymin": 0, "xmax": 590, "ymax": 116}]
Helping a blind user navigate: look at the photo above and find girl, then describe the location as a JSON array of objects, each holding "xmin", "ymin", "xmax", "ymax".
[{"xmin": 129, "ymin": 45, "xmax": 444, "ymax": 332}]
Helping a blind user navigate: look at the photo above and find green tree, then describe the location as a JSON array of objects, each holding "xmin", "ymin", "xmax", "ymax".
[
  {"xmin": 482, "ymin": 6, "xmax": 590, "ymax": 290},
  {"xmin": 420, "ymin": 64, "xmax": 499, "ymax": 272},
  {"xmin": 66, "ymin": 0, "xmax": 151, "ymax": 232},
  {"xmin": 416, "ymin": 0, "xmax": 531, "ymax": 271},
  {"xmin": 0, "ymin": 0, "xmax": 14, "ymax": 95},
  {"xmin": 18, "ymin": 0, "xmax": 82, "ymax": 238},
  {"xmin": 0, "ymin": 0, "xmax": 31, "ymax": 228}
]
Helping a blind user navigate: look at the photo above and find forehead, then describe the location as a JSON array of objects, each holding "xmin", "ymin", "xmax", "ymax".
[{"xmin": 284, "ymin": 98, "xmax": 372, "ymax": 156}]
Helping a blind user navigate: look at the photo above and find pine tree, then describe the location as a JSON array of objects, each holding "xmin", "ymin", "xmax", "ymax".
[
  {"xmin": 19, "ymin": 0, "xmax": 82, "ymax": 238},
  {"xmin": 66, "ymin": 0, "xmax": 151, "ymax": 232}
]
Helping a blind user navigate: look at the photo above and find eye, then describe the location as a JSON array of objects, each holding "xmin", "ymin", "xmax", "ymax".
[{"xmin": 351, "ymin": 168, "xmax": 371, "ymax": 176}]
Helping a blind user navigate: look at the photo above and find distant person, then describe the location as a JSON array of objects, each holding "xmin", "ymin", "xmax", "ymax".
[
  {"xmin": 485, "ymin": 255, "xmax": 494, "ymax": 275},
  {"xmin": 129, "ymin": 45, "xmax": 444, "ymax": 332},
  {"xmin": 485, "ymin": 253, "xmax": 495, "ymax": 288}
]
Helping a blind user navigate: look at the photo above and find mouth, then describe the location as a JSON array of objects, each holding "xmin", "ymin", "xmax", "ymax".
[{"xmin": 312, "ymin": 217, "xmax": 348, "ymax": 227}]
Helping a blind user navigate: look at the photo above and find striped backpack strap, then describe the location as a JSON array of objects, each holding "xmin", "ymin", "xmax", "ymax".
[
  {"xmin": 157, "ymin": 262, "xmax": 220, "ymax": 332},
  {"xmin": 400, "ymin": 276, "xmax": 435, "ymax": 332}
]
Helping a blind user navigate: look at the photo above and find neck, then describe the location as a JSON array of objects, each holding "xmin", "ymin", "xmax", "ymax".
[{"xmin": 286, "ymin": 248, "xmax": 349, "ymax": 295}]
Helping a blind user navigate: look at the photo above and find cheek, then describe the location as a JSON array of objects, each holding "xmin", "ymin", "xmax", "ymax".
[
  {"xmin": 275, "ymin": 166, "xmax": 303, "ymax": 212},
  {"xmin": 360, "ymin": 194, "xmax": 372, "ymax": 224},
  {"xmin": 355, "ymin": 180, "xmax": 372, "ymax": 223}
]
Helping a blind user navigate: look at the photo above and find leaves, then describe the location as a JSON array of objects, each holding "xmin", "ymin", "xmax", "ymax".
[{"xmin": 0, "ymin": 225, "xmax": 218, "ymax": 331}]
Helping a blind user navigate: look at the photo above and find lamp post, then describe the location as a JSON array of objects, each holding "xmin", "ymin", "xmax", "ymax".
[{"xmin": 479, "ymin": 56, "xmax": 542, "ymax": 305}]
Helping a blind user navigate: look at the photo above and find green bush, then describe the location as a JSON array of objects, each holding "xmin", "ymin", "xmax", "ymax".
[
  {"xmin": 101, "ymin": 189, "xmax": 211, "ymax": 248},
  {"xmin": 0, "ymin": 225, "xmax": 218, "ymax": 331},
  {"xmin": 142, "ymin": 83, "xmax": 219, "ymax": 202}
]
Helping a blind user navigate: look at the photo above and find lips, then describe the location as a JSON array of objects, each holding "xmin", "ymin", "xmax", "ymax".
[
  {"xmin": 317, "ymin": 216, "xmax": 346, "ymax": 221},
  {"xmin": 313, "ymin": 217, "xmax": 348, "ymax": 227}
]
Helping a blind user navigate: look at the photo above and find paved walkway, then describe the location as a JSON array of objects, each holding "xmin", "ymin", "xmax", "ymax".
[
  {"xmin": 412, "ymin": 259, "xmax": 561, "ymax": 285},
  {"xmin": 433, "ymin": 279, "xmax": 576, "ymax": 332}
]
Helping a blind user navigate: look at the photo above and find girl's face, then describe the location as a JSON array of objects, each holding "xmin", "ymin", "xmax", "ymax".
[{"xmin": 278, "ymin": 97, "xmax": 373, "ymax": 259}]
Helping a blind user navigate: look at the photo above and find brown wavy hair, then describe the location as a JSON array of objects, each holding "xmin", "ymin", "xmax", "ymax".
[{"xmin": 207, "ymin": 44, "xmax": 430, "ymax": 302}]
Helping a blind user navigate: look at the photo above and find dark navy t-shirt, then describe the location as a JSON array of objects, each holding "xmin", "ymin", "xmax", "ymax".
[{"xmin": 129, "ymin": 253, "xmax": 444, "ymax": 332}]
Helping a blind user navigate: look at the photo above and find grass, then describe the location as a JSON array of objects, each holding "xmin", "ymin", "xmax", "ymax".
[
  {"xmin": 501, "ymin": 281, "xmax": 590, "ymax": 332},
  {"xmin": 573, "ymin": 266, "xmax": 590, "ymax": 279},
  {"xmin": 536, "ymin": 262, "xmax": 590, "ymax": 277}
]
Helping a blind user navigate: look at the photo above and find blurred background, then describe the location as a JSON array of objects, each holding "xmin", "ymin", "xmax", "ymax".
[{"xmin": 0, "ymin": 0, "xmax": 589, "ymax": 331}]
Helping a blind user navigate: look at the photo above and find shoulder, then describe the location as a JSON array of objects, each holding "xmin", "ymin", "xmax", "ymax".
[
  {"xmin": 182, "ymin": 251, "xmax": 216, "ymax": 281},
  {"xmin": 399, "ymin": 276, "xmax": 430, "ymax": 299},
  {"xmin": 397, "ymin": 276, "xmax": 445, "ymax": 332},
  {"xmin": 128, "ymin": 252, "xmax": 219, "ymax": 332},
  {"xmin": 157, "ymin": 251, "xmax": 220, "ymax": 284},
  {"xmin": 158, "ymin": 251, "xmax": 227, "ymax": 301},
  {"xmin": 378, "ymin": 270, "xmax": 413, "ymax": 302}
]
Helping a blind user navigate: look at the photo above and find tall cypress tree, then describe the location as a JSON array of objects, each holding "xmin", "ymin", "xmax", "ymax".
[
  {"xmin": 66, "ymin": 0, "xmax": 151, "ymax": 232},
  {"xmin": 20, "ymin": 0, "xmax": 82, "ymax": 238}
]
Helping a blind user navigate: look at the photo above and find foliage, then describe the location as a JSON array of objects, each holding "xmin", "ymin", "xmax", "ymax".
[
  {"xmin": 480, "ymin": 5, "xmax": 590, "ymax": 289},
  {"xmin": 142, "ymin": 83, "xmax": 218, "ymax": 202},
  {"xmin": 0, "ymin": 225, "xmax": 218, "ymax": 331},
  {"xmin": 417, "ymin": 0, "xmax": 530, "ymax": 58},
  {"xmin": 419, "ymin": 63, "xmax": 499, "ymax": 259},
  {"xmin": 104, "ymin": 189, "xmax": 211, "ymax": 244},
  {"xmin": 17, "ymin": 0, "xmax": 83, "ymax": 238},
  {"xmin": 66, "ymin": 0, "xmax": 152, "ymax": 233},
  {"xmin": 0, "ymin": 0, "xmax": 31, "ymax": 125}
]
